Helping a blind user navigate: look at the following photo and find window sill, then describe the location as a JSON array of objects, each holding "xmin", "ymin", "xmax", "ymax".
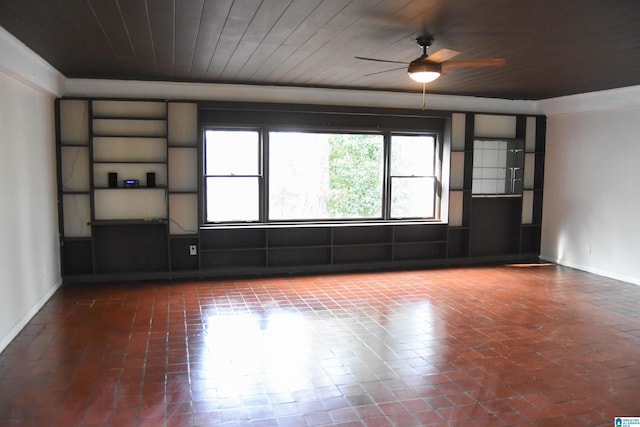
[
  {"xmin": 200, "ymin": 219, "xmax": 446, "ymax": 230},
  {"xmin": 471, "ymin": 194, "xmax": 522, "ymax": 199}
]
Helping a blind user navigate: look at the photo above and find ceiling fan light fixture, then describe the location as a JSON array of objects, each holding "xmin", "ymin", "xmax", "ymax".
[{"xmin": 408, "ymin": 61, "xmax": 441, "ymax": 83}]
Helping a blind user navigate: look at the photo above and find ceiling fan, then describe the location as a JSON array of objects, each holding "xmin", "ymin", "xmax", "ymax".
[{"xmin": 356, "ymin": 35, "xmax": 505, "ymax": 83}]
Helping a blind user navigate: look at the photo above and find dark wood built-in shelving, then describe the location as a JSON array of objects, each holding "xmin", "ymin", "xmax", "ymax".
[{"xmin": 56, "ymin": 99, "xmax": 545, "ymax": 283}]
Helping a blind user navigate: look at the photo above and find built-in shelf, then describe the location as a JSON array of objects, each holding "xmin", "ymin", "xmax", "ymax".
[
  {"xmin": 91, "ymin": 219, "xmax": 168, "ymax": 226},
  {"xmin": 93, "ymin": 186, "xmax": 167, "ymax": 189},
  {"xmin": 57, "ymin": 98, "xmax": 199, "ymax": 279},
  {"xmin": 198, "ymin": 223, "xmax": 455, "ymax": 270},
  {"xmin": 57, "ymin": 101, "xmax": 545, "ymax": 282},
  {"xmin": 93, "ymin": 161, "xmax": 166, "ymax": 164},
  {"xmin": 61, "ymin": 190, "xmax": 90, "ymax": 195}
]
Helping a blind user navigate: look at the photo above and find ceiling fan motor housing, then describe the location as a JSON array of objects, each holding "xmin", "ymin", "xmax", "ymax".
[{"xmin": 416, "ymin": 35, "xmax": 435, "ymax": 49}]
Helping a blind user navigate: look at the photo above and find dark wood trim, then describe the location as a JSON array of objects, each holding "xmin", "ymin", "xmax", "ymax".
[
  {"xmin": 62, "ymin": 252, "xmax": 541, "ymax": 284},
  {"xmin": 199, "ymin": 101, "xmax": 449, "ymax": 132}
]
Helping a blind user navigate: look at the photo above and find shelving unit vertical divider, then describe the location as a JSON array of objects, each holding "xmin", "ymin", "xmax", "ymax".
[
  {"xmin": 55, "ymin": 100, "xmax": 66, "ymax": 273},
  {"xmin": 265, "ymin": 228, "xmax": 270, "ymax": 268},
  {"xmin": 534, "ymin": 117, "xmax": 546, "ymax": 224},
  {"xmin": 390, "ymin": 225, "xmax": 396, "ymax": 261},
  {"xmin": 163, "ymin": 102, "xmax": 171, "ymax": 272},
  {"xmin": 54, "ymin": 100, "xmax": 63, "ymax": 265},
  {"xmin": 463, "ymin": 112, "xmax": 475, "ymax": 229},
  {"xmin": 197, "ymin": 105, "xmax": 204, "ymax": 272},
  {"xmin": 167, "ymin": 102, "xmax": 200, "ymax": 272},
  {"xmin": 329, "ymin": 227, "xmax": 334, "ymax": 265},
  {"xmin": 460, "ymin": 113, "xmax": 476, "ymax": 257},
  {"xmin": 87, "ymin": 100, "xmax": 96, "ymax": 274},
  {"xmin": 514, "ymin": 115, "xmax": 528, "ymax": 254},
  {"xmin": 448, "ymin": 113, "xmax": 475, "ymax": 258},
  {"xmin": 55, "ymin": 100, "xmax": 69, "ymax": 274}
]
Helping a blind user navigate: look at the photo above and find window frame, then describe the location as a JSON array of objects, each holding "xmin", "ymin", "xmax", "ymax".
[
  {"xmin": 199, "ymin": 102, "xmax": 447, "ymax": 227},
  {"xmin": 387, "ymin": 133, "xmax": 439, "ymax": 220},
  {"xmin": 267, "ymin": 129, "xmax": 386, "ymax": 222},
  {"xmin": 203, "ymin": 128, "xmax": 264, "ymax": 223}
]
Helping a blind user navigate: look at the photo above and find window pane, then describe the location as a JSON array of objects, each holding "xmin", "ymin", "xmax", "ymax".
[
  {"xmin": 206, "ymin": 177, "xmax": 259, "ymax": 222},
  {"xmin": 391, "ymin": 177, "xmax": 435, "ymax": 218},
  {"xmin": 269, "ymin": 132, "xmax": 383, "ymax": 220},
  {"xmin": 391, "ymin": 135, "xmax": 435, "ymax": 176},
  {"xmin": 205, "ymin": 130, "xmax": 259, "ymax": 175}
]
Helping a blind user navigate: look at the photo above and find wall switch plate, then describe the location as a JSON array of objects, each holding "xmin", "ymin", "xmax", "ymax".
[{"xmin": 189, "ymin": 245, "xmax": 197, "ymax": 256}]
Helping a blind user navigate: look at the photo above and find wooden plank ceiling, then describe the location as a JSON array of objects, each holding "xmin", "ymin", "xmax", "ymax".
[{"xmin": 1, "ymin": 0, "xmax": 639, "ymax": 100}]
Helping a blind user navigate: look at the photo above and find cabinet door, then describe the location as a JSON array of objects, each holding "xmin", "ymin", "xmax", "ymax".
[
  {"xmin": 470, "ymin": 197, "xmax": 521, "ymax": 256},
  {"xmin": 93, "ymin": 224, "xmax": 169, "ymax": 273}
]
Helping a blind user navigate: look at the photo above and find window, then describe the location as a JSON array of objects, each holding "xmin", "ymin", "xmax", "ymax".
[
  {"xmin": 390, "ymin": 135, "xmax": 436, "ymax": 218},
  {"xmin": 204, "ymin": 128, "xmax": 441, "ymax": 224},
  {"xmin": 269, "ymin": 132, "xmax": 383, "ymax": 220},
  {"xmin": 204, "ymin": 130, "xmax": 260, "ymax": 222}
]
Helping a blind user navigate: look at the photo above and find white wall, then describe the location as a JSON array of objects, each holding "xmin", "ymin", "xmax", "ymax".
[
  {"xmin": 0, "ymin": 27, "xmax": 63, "ymax": 351},
  {"xmin": 541, "ymin": 87, "xmax": 640, "ymax": 285},
  {"xmin": 0, "ymin": 72, "xmax": 62, "ymax": 350}
]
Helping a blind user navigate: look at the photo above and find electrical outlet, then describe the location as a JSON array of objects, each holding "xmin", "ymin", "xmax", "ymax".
[{"xmin": 189, "ymin": 245, "xmax": 197, "ymax": 256}]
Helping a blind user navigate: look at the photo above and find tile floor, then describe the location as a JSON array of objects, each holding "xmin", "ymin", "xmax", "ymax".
[{"xmin": 1, "ymin": 264, "xmax": 640, "ymax": 426}]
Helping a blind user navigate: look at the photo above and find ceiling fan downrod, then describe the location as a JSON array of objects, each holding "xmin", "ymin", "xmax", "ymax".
[{"xmin": 416, "ymin": 35, "xmax": 434, "ymax": 58}]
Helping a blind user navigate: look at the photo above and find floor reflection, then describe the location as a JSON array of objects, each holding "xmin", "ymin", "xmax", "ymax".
[
  {"xmin": 199, "ymin": 295, "xmax": 440, "ymax": 403},
  {"xmin": 202, "ymin": 310, "xmax": 311, "ymax": 398}
]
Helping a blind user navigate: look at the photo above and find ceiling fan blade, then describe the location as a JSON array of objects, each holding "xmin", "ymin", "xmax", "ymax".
[
  {"xmin": 355, "ymin": 56, "xmax": 409, "ymax": 65},
  {"xmin": 442, "ymin": 59, "xmax": 505, "ymax": 72},
  {"xmin": 427, "ymin": 48, "xmax": 461, "ymax": 63},
  {"xmin": 364, "ymin": 66, "xmax": 406, "ymax": 77}
]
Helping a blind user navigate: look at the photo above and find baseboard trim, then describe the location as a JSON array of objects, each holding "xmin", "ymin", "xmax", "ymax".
[
  {"xmin": 539, "ymin": 255, "xmax": 640, "ymax": 287},
  {"xmin": 0, "ymin": 278, "xmax": 63, "ymax": 353}
]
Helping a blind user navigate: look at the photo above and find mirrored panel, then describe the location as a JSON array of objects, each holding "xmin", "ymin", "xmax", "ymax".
[{"xmin": 472, "ymin": 138, "xmax": 524, "ymax": 195}]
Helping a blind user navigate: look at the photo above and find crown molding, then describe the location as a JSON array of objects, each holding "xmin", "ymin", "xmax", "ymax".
[
  {"xmin": 541, "ymin": 85, "xmax": 640, "ymax": 116},
  {"xmin": 0, "ymin": 26, "xmax": 63, "ymax": 96},
  {"xmin": 64, "ymin": 78, "xmax": 542, "ymax": 115}
]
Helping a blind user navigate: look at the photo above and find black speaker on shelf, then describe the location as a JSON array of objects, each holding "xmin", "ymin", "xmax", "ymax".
[
  {"xmin": 108, "ymin": 172, "xmax": 118, "ymax": 188},
  {"xmin": 147, "ymin": 172, "xmax": 156, "ymax": 188}
]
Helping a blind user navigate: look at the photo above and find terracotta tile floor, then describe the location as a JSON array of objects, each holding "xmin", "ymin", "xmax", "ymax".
[{"xmin": 1, "ymin": 264, "xmax": 640, "ymax": 426}]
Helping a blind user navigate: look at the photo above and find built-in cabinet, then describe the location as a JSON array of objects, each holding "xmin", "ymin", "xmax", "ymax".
[
  {"xmin": 56, "ymin": 99, "xmax": 545, "ymax": 282},
  {"xmin": 447, "ymin": 113, "xmax": 545, "ymax": 258},
  {"xmin": 56, "ymin": 99, "xmax": 198, "ymax": 279},
  {"xmin": 199, "ymin": 223, "xmax": 448, "ymax": 274}
]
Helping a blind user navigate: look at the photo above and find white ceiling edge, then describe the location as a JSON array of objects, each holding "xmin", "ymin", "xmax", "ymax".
[
  {"xmin": 0, "ymin": 26, "xmax": 63, "ymax": 97},
  {"xmin": 541, "ymin": 85, "xmax": 640, "ymax": 116},
  {"xmin": 64, "ymin": 78, "xmax": 543, "ymax": 116}
]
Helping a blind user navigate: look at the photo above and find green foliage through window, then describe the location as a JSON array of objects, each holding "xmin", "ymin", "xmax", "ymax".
[{"xmin": 328, "ymin": 134, "xmax": 383, "ymax": 218}]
